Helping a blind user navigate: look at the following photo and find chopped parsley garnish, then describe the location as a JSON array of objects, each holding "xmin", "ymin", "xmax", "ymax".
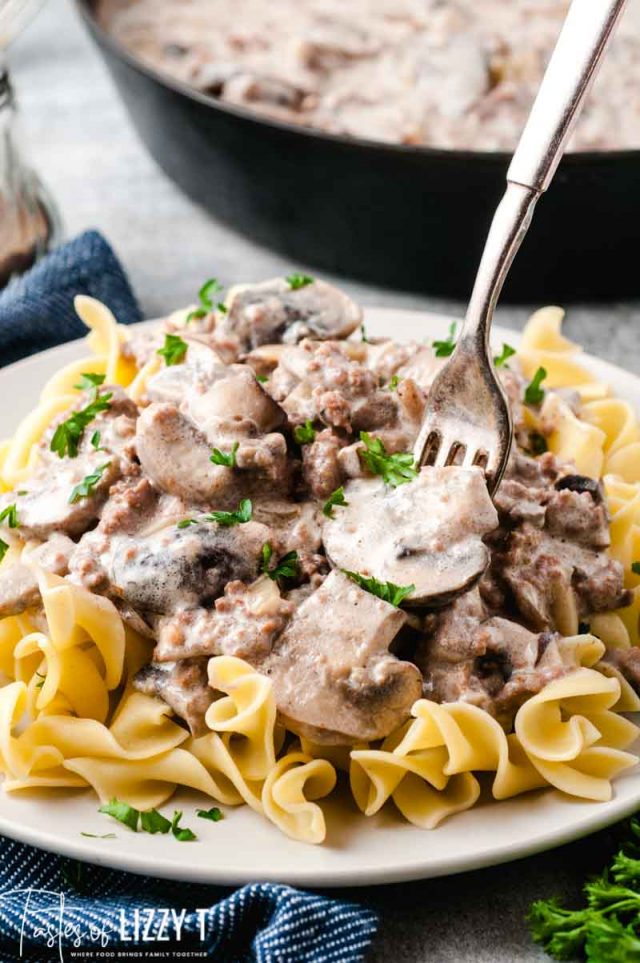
[
  {"xmin": 205, "ymin": 498, "xmax": 252, "ymax": 527},
  {"xmin": 524, "ymin": 366, "xmax": 548, "ymax": 405},
  {"xmin": 171, "ymin": 810, "xmax": 197, "ymax": 842},
  {"xmin": 217, "ymin": 302, "xmax": 228, "ymax": 314},
  {"xmin": 256, "ymin": 374, "xmax": 269, "ymax": 384},
  {"xmin": 261, "ymin": 542, "xmax": 300, "ymax": 581},
  {"xmin": 293, "ymin": 421, "xmax": 316, "ymax": 445},
  {"xmin": 387, "ymin": 374, "xmax": 401, "ymax": 391},
  {"xmin": 74, "ymin": 372, "xmax": 106, "ymax": 392},
  {"xmin": 140, "ymin": 808, "xmax": 172, "ymax": 835},
  {"xmin": 90, "ymin": 430, "xmax": 102, "ymax": 450},
  {"xmin": 343, "ymin": 570, "xmax": 415, "ymax": 607},
  {"xmin": 286, "ymin": 272, "xmax": 314, "ymax": 290},
  {"xmin": 186, "ymin": 277, "xmax": 224, "ymax": 322},
  {"xmin": 98, "ymin": 799, "xmax": 197, "ymax": 841},
  {"xmin": 35, "ymin": 671, "xmax": 46, "ymax": 689},
  {"xmin": 177, "ymin": 518, "xmax": 197, "ymax": 529},
  {"xmin": 68, "ymin": 463, "xmax": 111, "ymax": 504},
  {"xmin": 359, "ymin": 432, "xmax": 418, "ymax": 487},
  {"xmin": 493, "ymin": 343, "xmax": 516, "ymax": 368},
  {"xmin": 323, "ymin": 486, "xmax": 348, "ymax": 518},
  {"xmin": 157, "ymin": 333, "xmax": 188, "ymax": 367},
  {"xmin": 433, "ymin": 322, "xmax": 458, "ymax": 358},
  {"xmin": 0, "ymin": 539, "xmax": 8, "ymax": 564},
  {"xmin": 99, "ymin": 798, "xmax": 139, "ymax": 832},
  {"xmin": 50, "ymin": 392, "xmax": 113, "ymax": 458},
  {"xmin": 197, "ymin": 807, "xmax": 224, "ymax": 823},
  {"xmin": 210, "ymin": 441, "xmax": 239, "ymax": 468},
  {"xmin": 527, "ymin": 431, "xmax": 548, "ymax": 456},
  {"xmin": 80, "ymin": 832, "xmax": 116, "ymax": 839},
  {"xmin": 361, "ymin": 324, "xmax": 369, "ymax": 343},
  {"xmin": 632, "ymin": 561, "xmax": 640, "ymax": 576},
  {"xmin": 0, "ymin": 504, "xmax": 18, "ymax": 528}
]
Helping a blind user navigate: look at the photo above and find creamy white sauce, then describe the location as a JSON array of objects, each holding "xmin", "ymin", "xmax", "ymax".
[{"xmin": 98, "ymin": 0, "xmax": 640, "ymax": 151}]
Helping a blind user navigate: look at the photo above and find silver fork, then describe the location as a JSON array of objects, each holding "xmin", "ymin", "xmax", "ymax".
[{"xmin": 413, "ymin": 0, "xmax": 628, "ymax": 494}]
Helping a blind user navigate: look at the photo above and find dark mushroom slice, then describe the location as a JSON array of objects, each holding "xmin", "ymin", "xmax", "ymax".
[
  {"xmin": 322, "ymin": 467, "xmax": 499, "ymax": 607},
  {"xmin": 260, "ymin": 569, "xmax": 420, "ymax": 745},
  {"xmin": 134, "ymin": 658, "xmax": 214, "ymax": 737},
  {"xmin": 218, "ymin": 277, "xmax": 362, "ymax": 349}
]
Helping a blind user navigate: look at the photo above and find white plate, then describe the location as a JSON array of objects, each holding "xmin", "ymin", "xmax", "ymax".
[{"xmin": 0, "ymin": 307, "xmax": 639, "ymax": 888}]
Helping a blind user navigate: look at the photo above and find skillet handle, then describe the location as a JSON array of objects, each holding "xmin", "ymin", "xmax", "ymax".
[{"xmin": 508, "ymin": 0, "xmax": 628, "ymax": 193}]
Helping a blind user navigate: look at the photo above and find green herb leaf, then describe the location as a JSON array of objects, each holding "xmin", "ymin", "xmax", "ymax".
[
  {"xmin": 210, "ymin": 441, "xmax": 239, "ymax": 468},
  {"xmin": 217, "ymin": 302, "xmax": 228, "ymax": 314},
  {"xmin": 186, "ymin": 278, "xmax": 224, "ymax": 321},
  {"xmin": 256, "ymin": 373, "xmax": 269, "ymax": 384},
  {"xmin": 80, "ymin": 832, "xmax": 116, "ymax": 839},
  {"xmin": 361, "ymin": 324, "xmax": 369, "ymax": 343},
  {"xmin": 68, "ymin": 462, "xmax": 111, "ymax": 504},
  {"xmin": 90, "ymin": 430, "xmax": 102, "ymax": 450},
  {"xmin": 171, "ymin": 810, "xmax": 197, "ymax": 842},
  {"xmin": 140, "ymin": 808, "xmax": 172, "ymax": 834},
  {"xmin": 343, "ymin": 570, "xmax": 415, "ymax": 607},
  {"xmin": 286, "ymin": 272, "xmax": 314, "ymax": 291},
  {"xmin": 0, "ymin": 539, "xmax": 8, "ymax": 564},
  {"xmin": 387, "ymin": 374, "xmax": 401, "ymax": 391},
  {"xmin": 261, "ymin": 542, "xmax": 300, "ymax": 581},
  {"xmin": 35, "ymin": 671, "xmax": 46, "ymax": 689},
  {"xmin": 50, "ymin": 392, "xmax": 113, "ymax": 459},
  {"xmin": 74, "ymin": 372, "xmax": 106, "ymax": 392},
  {"xmin": 494, "ymin": 343, "xmax": 517, "ymax": 368},
  {"xmin": 177, "ymin": 518, "xmax": 197, "ymax": 529},
  {"xmin": 0, "ymin": 504, "xmax": 18, "ymax": 528},
  {"xmin": 359, "ymin": 432, "xmax": 418, "ymax": 487},
  {"xmin": 293, "ymin": 421, "xmax": 316, "ymax": 445},
  {"xmin": 157, "ymin": 333, "xmax": 188, "ymax": 367},
  {"xmin": 524, "ymin": 366, "xmax": 548, "ymax": 405},
  {"xmin": 433, "ymin": 322, "xmax": 458, "ymax": 358},
  {"xmin": 323, "ymin": 486, "xmax": 348, "ymax": 518},
  {"xmin": 197, "ymin": 807, "xmax": 224, "ymax": 823},
  {"xmin": 98, "ymin": 798, "xmax": 139, "ymax": 832},
  {"xmin": 205, "ymin": 498, "xmax": 252, "ymax": 527},
  {"xmin": 632, "ymin": 561, "xmax": 640, "ymax": 576},
  {"xmin": 527, "ymin": 431, "xmax": 548, "ymax": 456}
]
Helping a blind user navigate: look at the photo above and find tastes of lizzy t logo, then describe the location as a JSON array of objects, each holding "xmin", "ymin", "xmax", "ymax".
[{"xmin": 0, "ymin": 888, "xmax": 210, "ymax": 961}]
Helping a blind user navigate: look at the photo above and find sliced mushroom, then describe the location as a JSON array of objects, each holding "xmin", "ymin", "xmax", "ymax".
[
  {"xmin": 133, "ymin": 658, "xmax": 214, "ymax": 736},
  {"xmin": 219, "ymin": 277, "xmax": 362, "ymax": 349},
  {"xmin": 260, "ymin": 569, "xmax": 420, "ymax": 744},
  {"xmin": 322, "ymin": 467, "xmax": 499, "ymax": 606}
]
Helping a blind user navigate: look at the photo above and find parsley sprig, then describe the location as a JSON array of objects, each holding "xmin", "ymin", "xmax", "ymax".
[
  {"xmin": 631, "ymin": 561, "xmax": 640, "ymax": 576},
  {"xmin": 493, "ymin": 343, "xmax": 516, "ymax": 368},
  {"xmin": 343, "ymin": 570, "xmax": 415, "ymax": 607},
  {"xmin": 433, "ymin": 322, "xmax": 458, "ymax": 358},
  {"xmin": 204, "ymin": 498, "xmax": 252, "ymax": 527},
  {"xmin": 359, "ymin": 432, "xmax": 418, "ymax": 487},
  {"xmin": 157, "ymin": 333, "xmax": 188, "ymax": 367},
  {"xmin": 293, "ymin": 421, "xmax": 316, "ymax": 445},
  {"xmin": 0, "ymin": 540, "xmax": 8, "ymax": 564},
  {"xmin": 186, "ymin": 278, "xmax": 224, "ymax": 322},
  {"xmin": 261, "ymin": 542, "xmax": 299, "ymax": 581},
  {"xmin": 197, "ymin": 807, "xmax": 224, "ymax": 823},
  {"xmin": 528, "ymin": 816, "xmax": 640, "ymax": 961},
  {"xmin": 50, "ymin": 391, "xmax": 113, "ymax": 458},
  {"xmin": 98, "ymin": 798, "xmax": 197, "ymax": 841},
  {"xmin": 286, "ymin": 272, "xmax": 314, "ymax": 290},
  {"xmin": 74, "ymin": 372, "xmax": 105, "ymax": 392},
  {"xmin": 387, "ymin": 374, "xmax": 401, "ymax": 391},
  {"xmin": 524, "ymin": 366, "xmax": 548, "ymax": 405},
  {"xmin": 210, "ymin": 441, "xmax": 239, "ymax": 468},
  {"xmin": 323, "ymin": 486, "xmax": 348, "ymax": 518},
  {"xmin": 68, "ymin": 463, "xmax": 111, "ymax": 504},
  {"xmin": 0, "ymin": 504, "xmax": 19, "ymax": 528}
]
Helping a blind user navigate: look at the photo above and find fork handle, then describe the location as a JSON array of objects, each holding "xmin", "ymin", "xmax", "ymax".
[{"xmin": 463, "ymin": 0, "xmax": 627, "ymax": 348}]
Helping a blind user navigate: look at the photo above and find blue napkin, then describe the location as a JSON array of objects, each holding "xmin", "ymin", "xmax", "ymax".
[
  {"xmin": 0, "ymin": 232, "xmax": 379, "ymax": 962},
  {"xmin": 0, "ymin": 229, "xmax": 143, "ymax": 366}
]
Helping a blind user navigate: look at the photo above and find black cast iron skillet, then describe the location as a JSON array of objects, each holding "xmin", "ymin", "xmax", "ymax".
[{"xmin": 77, "ymin": 0, "xmax": 640, "ymax": 302}]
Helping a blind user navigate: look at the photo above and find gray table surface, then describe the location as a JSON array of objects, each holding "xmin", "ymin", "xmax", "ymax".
[{"xmin": 8, "ymin": 2, "xmax": 640, "ymax": 961}]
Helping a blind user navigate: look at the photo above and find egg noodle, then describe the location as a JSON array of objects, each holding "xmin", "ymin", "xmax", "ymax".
[{"xmin": 0, "ymin": 299, "xmax": 638, "ymax": 844}]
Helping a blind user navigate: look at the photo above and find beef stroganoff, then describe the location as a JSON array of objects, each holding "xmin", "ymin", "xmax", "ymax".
[{"xmin": 0, "ymin": 284, "xmax": 638, "ymax": 844}]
